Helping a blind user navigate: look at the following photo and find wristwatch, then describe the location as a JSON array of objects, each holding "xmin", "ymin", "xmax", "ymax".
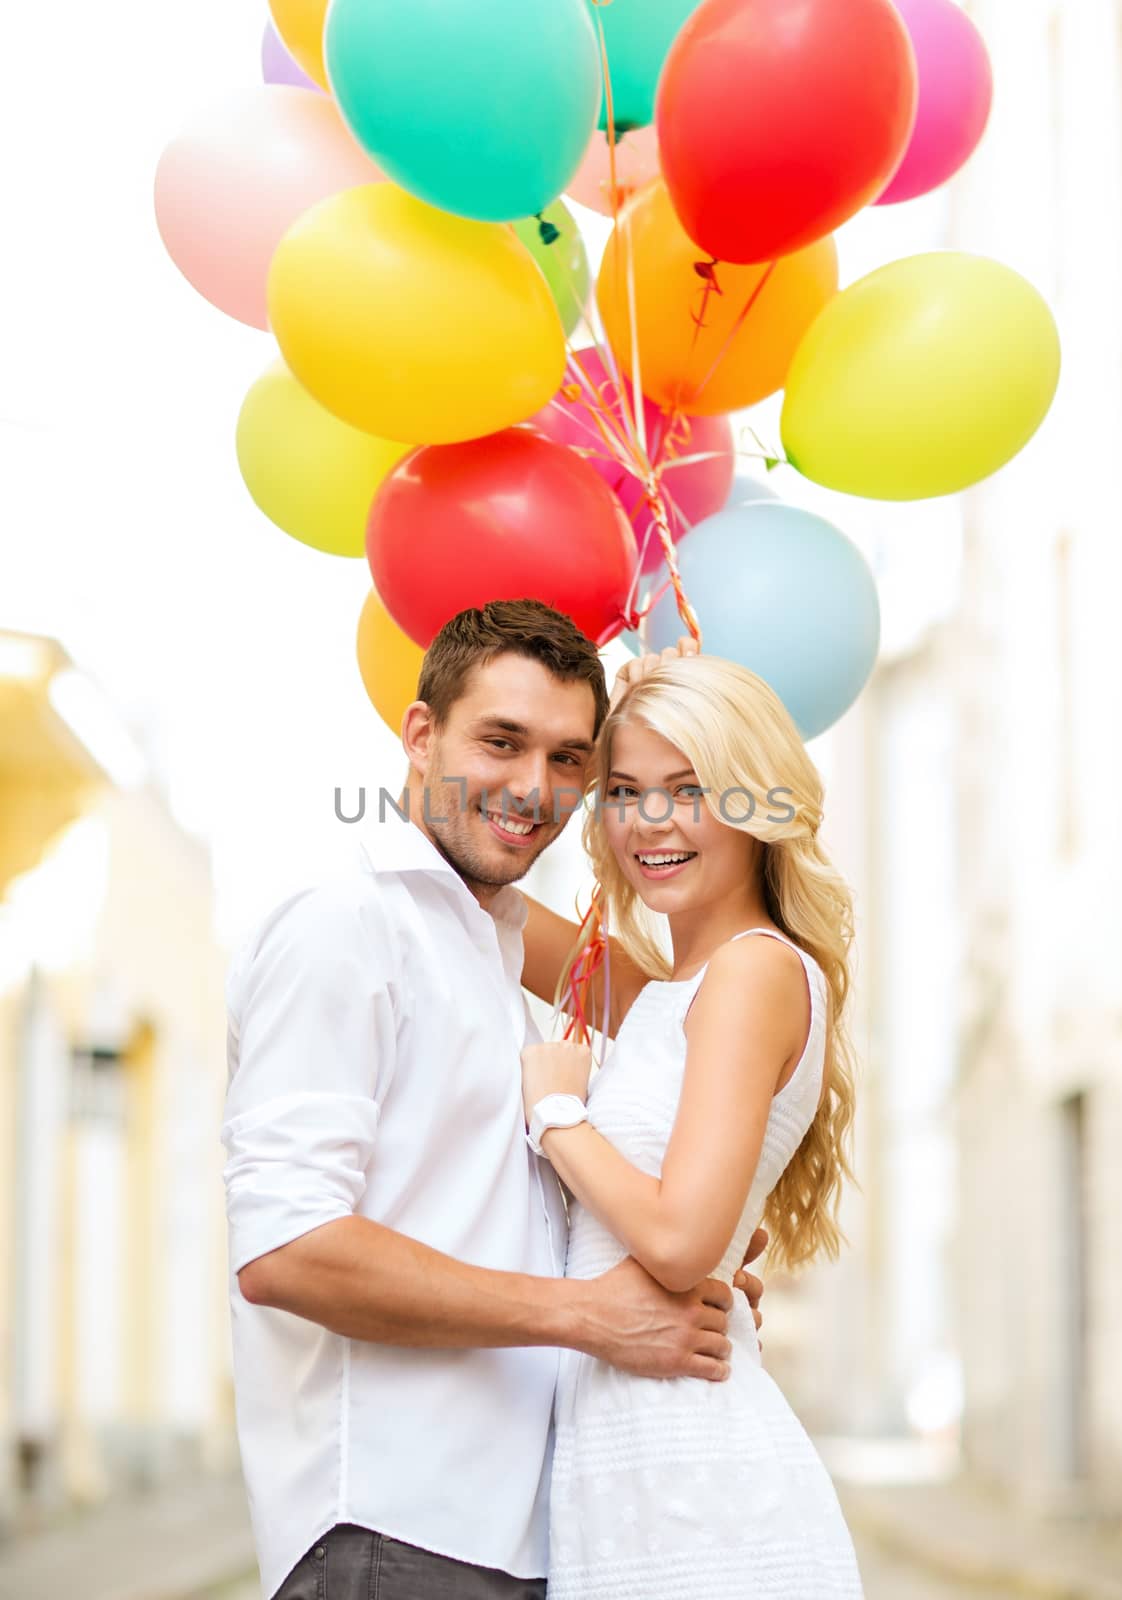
[{"xmin": 527, "ymin": 1093, "xmax": 589, "ymax": 1155}]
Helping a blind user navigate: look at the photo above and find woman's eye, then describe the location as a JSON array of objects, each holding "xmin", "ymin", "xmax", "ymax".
[
  {"xmin": 677, "ymin": 785, "xmax": 705, "ymax": 798},
  {"xmin": 607, "ymin": 784, "xmax": 638, "ymax": 800}
]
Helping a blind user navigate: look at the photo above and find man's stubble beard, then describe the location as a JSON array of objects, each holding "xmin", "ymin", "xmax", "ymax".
[{"xmin": 425, "ymin": 769, "xmax": 556, "ymax": 892}]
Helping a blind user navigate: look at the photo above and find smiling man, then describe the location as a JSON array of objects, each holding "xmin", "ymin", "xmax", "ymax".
[{"xmin": 221, "ymin": 599, "xmax": 763, "ymax": 1600}]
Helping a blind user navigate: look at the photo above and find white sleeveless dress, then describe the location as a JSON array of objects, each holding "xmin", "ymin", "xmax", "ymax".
[{"xmin": 548, "ymin": 928, "xmax": 864, "ymax": 1599}]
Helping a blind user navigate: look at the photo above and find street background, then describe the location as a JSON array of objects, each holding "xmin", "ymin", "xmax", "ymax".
[{"xmin": 3, "ymin": 1, "xmax": 1121, "ymax": 1596}]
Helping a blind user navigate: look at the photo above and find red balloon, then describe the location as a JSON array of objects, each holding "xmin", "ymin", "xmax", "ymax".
[
  {"xmin": 367, "ymin": 430, "xmax": 640, "ymax": 648},
  {"xmin": 530, "ymin": 349, "xmax": 735, "ymax": 575},
  {"xmin": 656, "ymin": 0, "xmax": 918, "ymax": 263}
]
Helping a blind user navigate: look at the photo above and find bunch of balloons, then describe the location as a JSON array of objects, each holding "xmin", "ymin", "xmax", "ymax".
[{"xmin": 155, "ymin": 0, "xmax": 1060, "ymax": 743}]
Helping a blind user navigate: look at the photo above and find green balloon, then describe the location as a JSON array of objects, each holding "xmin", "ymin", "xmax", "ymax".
[
  {"xmin": 588, "ymin": 0, "xmax": 705, "ymax": 132},
  {"xmin": 513, "ymin": 202, "xmax": 591, "ymax": 338},
  {"xmin": 326, "ymin": 0, "xmax": 602, "ymax": 222}
]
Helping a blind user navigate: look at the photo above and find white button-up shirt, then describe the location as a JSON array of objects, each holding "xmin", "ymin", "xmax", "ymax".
[{"xmin": 221, "ymin": 813, "xmax": 568, "ymax": 1600}]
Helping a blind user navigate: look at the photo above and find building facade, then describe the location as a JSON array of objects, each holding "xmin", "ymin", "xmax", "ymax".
[{"xmin": 0, "ymin": 630, "xmax": 235, "ymax": 1532}]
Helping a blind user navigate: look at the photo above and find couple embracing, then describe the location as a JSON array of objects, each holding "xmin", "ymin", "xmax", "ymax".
[{"xmin": 222, "ymin": 598, "xmax": 864, "ymax": 1599}]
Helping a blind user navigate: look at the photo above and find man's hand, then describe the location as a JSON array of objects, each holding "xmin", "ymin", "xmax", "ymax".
[
  {"xmin": 583, "ymin": 1257, "xmax": 734, "ymax": 1382},
  {"xmin": 733, "ymin": 1226, "xmax": 768, "ymax": 1350},
  {"xmin": 610, "ymin": 634, "xmax": 700, "ymax": 709},
  {"xmin": 521, "ymin": 1040, "xmax": 593, "ymax": 1124}
]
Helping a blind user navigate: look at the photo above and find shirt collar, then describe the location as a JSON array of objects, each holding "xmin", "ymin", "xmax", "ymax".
[{"xmin": 357, "ymin": 811, "xmax": 528, "ymax": 932}]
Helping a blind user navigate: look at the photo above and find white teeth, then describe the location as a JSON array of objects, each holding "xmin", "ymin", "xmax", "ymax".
[
  {"xmin": 637, "ymin": 852, "xmax": 695, "ymax": 866},
  {"xmin": 487, "ymin": 811, "xmax": 535, "ymax": 836}
]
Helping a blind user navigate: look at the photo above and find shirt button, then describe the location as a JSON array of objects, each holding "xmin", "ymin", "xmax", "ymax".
[{"xmin": 314, "ymin": 1547, "xmax": 326, "ymax": 1560}]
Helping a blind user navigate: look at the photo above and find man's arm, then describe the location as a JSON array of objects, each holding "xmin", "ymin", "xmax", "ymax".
[
  {"xmin": 224, "ymin": 883, "xmax": 735, "ymax": 1382},
  {"xmin": 520, "ymin": 895, "xmax": 649, "ymax": 1037},
  {"xmin": 238, "ymin": 1215, "xmax": 736, "ymax": 1381}
]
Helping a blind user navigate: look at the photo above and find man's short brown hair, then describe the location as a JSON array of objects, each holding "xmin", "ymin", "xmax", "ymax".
[{"xmin": 417, "ymin": 600, "xmax": 610, "ymax": 737}]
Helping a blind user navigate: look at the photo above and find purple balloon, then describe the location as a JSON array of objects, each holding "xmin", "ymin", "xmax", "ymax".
[
  {"xmin": 262, "ymin": 20, "xmax": 323, "ymax": 93},
  {"xmin": 876, "ymin": 0, "xmax": 992, "ymax": 205}
]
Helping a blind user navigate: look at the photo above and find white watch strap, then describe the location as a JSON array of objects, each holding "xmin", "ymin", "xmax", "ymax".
[{"xmin": 527, "ymin": 1093, "xmax": 588, "ymax": 1155}]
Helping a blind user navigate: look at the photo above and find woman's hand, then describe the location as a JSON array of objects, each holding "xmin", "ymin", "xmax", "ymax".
[
  {"xmin": 610, "ymin": 634, "xmax": 700, "ymax": 709},
  {"xmin": 521, "ymin": 1040, "xmax": 593, "ymax": 1124}
]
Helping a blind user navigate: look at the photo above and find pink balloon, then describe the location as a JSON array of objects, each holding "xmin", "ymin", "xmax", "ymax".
[
  {"xmin": 567, "ymin": 126, "xmax": 660, "ymax": 217},
  {"xmin": 154, "ymin": 87, "xmax": 383, "ymax": 330},
  {"xmin": 529, "ymin": 349, "xmax": 735, "ymax": 575},
  {"xmin": 876, "ymin": 0, "xmax": 992, "ymax": 205}
]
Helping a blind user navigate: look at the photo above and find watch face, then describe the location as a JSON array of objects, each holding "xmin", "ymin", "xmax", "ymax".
[
  {"xmin": 548, "ymin": 1095, "xmax": 585, "ymax": 1123},
  {"xmin": 530, "ymin": 1094, "xmax": 587, "ymax": 1150}
]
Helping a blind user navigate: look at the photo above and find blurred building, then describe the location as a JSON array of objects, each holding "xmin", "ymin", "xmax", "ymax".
[
  {"xmin": 945, "ymin": 0, "xmax": 1122, "ymax": 1514},
  {"xmin": 0, "ymin": 629, "xmax": 234, "ymax": 1535},
  {"xmin": 792, "ymin": 0, "xmax": 1122, "ymax": 1520}
]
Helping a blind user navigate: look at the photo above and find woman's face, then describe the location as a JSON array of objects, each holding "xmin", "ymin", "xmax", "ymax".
[{"xmin": 600, "ymin": 720, "xmax": 758, "ymax": 915}]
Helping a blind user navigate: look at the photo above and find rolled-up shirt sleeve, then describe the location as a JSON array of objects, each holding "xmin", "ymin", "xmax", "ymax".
[{"xmin": 220, "ymin": 880, "xmax": 397, "ymax": 1275}]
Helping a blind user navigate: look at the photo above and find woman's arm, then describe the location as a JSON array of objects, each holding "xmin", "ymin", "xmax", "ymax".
[
  {"xmin": 520, "ymin": 895, "xmax": 650, "ymax": 1037},
  {"xmin": 527, "ymin": 937, "xmax": 807, "ymax": 1293}
]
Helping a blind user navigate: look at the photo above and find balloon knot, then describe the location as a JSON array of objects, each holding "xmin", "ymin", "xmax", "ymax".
[
  {"xmin": 692, "ymin": 258, "xmax": 722, "ymax": 291},
  {"xmin": 536, "ymin": 213, "xmax": 561, "ymax": 246}
]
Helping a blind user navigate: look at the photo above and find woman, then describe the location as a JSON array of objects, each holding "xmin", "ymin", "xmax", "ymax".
[{"xmin": 519, "ymin": 644, "xmax": 864, "ymax": 1599}]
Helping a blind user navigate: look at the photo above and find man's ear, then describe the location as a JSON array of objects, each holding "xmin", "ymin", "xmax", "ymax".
[{"xmin": 401, "ymin": 700, "xmax": 436, "ymax": 772}]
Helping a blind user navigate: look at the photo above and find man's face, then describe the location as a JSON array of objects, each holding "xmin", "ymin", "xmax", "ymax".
[{"xmin": 411, "ymin": 653, "xmax": 599, "ymax": 890}]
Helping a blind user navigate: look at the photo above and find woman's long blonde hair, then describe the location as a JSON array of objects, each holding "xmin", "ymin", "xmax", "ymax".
[{"xmin": 559, "ymin": 655, "xmax": 860, "ymax": 1273}]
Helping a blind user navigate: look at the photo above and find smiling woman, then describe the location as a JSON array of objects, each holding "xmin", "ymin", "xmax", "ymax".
[{"xmin": 516, "ymin": 643, "xmax": 865, "ymax": 1598}]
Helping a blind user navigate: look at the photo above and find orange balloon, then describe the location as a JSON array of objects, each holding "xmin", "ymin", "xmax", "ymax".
[
  {"xmin": 356, "ymin": 589, "xmax": 425, "ymax": 735},
  {"xmin": 597, "ymin": 180, "xmax": 838, "ymax": 416}
]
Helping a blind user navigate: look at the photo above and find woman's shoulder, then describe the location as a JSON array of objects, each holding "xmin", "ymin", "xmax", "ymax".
[{"xmin": 688, "ymin": 931, "xmax": 815, "ymax": 1037}]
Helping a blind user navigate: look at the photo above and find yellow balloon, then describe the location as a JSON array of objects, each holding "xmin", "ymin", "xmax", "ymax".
[
  {"xmin": 781, "ymin": 252, "xmax": 1061, "ymax": 501},
  {"xmin": 357, "ymin": 589, "xmax": 425, "ymax": 734},
  {"xmin": 237, "ymin": 361, "xmax": 411, "ymax": 557},
  {"xmin": 268, "ymin": 183, "xmax": 567, "ymax": 444},
  {"xmin": 269, "ymin": 0, "xmax": 329, "ymax": 91}
]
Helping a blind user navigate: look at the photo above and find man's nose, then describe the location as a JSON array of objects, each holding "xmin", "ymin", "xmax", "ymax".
[{"xmin": 505, "ymin": 756, "xmax": 552, "ymax": 815}]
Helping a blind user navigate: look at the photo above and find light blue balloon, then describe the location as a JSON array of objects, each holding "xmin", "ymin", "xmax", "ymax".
[
  {"xmin": 726, "ymin": 469, "xmax": 779, "ymax": 509},
  {"xmin": 326, "ymin": 0, "xmax": 602, "ymax": 222},
  {"xmin": 647, "ymin": 504, "xmax": 880, "ymax": 740}
]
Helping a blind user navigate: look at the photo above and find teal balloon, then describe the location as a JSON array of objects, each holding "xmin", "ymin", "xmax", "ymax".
[
  {"xmin": 589, "ymin": 0, "xmax": 705, "ymax": 131},
  {"xmin": 513, "ymin": 202, "xmax": 590, "ymax": 337},
  {"xmin": 647, "ymin": 503, "xmax": 880, "ymax": 740},
  {"xmin": 326, "ymin": 0, "xmax": 602, "ymax": 222}
]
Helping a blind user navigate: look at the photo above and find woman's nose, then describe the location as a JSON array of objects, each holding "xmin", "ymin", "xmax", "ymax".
[{"xmin": 632, "ymin": 792, "xmax": 676, "ymax": 835}]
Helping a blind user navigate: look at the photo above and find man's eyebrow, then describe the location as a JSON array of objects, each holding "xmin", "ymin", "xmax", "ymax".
[
  {"xmin": 473, "ymin": 717, "xmax": 530, "ymax": 736},
  {"xmin": 474, "ymin": 717, "xmax": 594, "ymax": 753},
  {"xmin": 609, "ymin": 768, "xmax": 697, "ymax": 783}
]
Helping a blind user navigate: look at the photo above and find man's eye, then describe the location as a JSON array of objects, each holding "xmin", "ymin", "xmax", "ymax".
[
  {"xmin": 553, "ymin": 753, "xmax": 581, "ymax": 767},
  {"xmin": 486, "ymin": 739, "xmax": 515, "ymax": 751}
]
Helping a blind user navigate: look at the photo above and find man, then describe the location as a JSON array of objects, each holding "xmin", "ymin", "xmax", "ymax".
[{"xmin": 222, "ymin": 599, "xmax": 766, "ymax": 1600}]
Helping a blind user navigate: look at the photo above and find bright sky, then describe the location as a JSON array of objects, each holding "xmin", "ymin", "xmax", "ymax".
[{"xmin": 3, "ymin": 0, "xmax": 960, "ymax": 946}]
